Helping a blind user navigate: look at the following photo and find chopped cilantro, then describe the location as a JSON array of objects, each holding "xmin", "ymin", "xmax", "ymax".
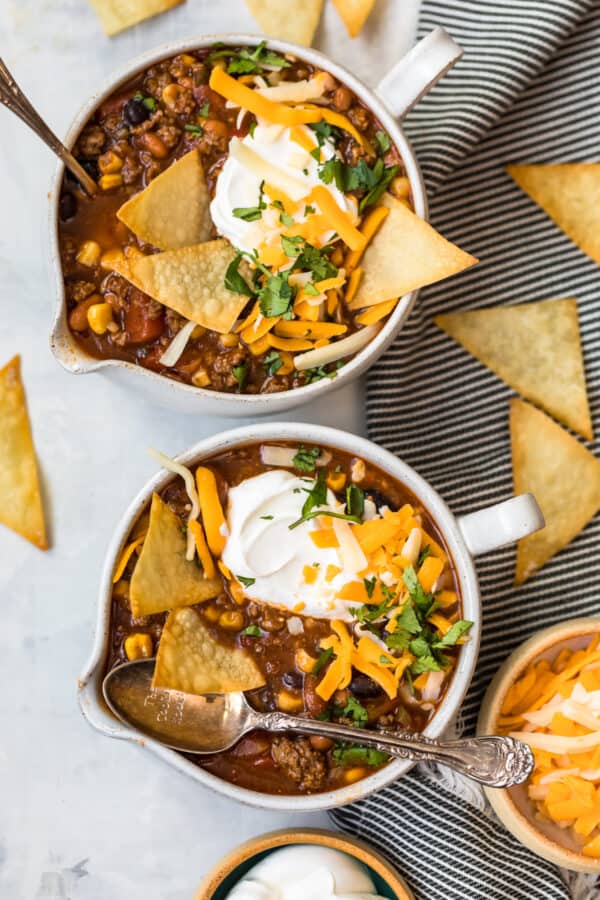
[
  {"xmin": 312, "ymin": 646, "xmax": 334, "ymax": 675},
  {"xmin": 364, "ymin": 576, "xmax": 376, "ymax": 599},
  {"xmin": 209, "ymin": 41, "xmax": 291, "ymax": 75},
  {"xmin": 350, "ymin": 591, "xmax": 394, "ymax": 624},
  {"xmin": 303, "ymin": 282, "xmax": 320, "ymax": 297},
  {"xmin": 233, "ymin": 205, "xmax": 264, "ymax": 221},
  {"xmin": 292, "ymin": 446, "xmax": 321, "ymax": 473},
  {"xmin": 279, "ymin": 210, "xmax": 294, "ymax": 227},
  {"xmin": 184, "ymin": 123, "xmax": 203, "ymax": 136},
  {"xmin": 232, "ymin": 364, "xmax": 248, "ymax": 392},
  {"xmin": 248, "ymin": 120, "xmax": 257, "ymax": 138},
  {"xmin": 309, "ymin": 147, "xmax": 321, "ymax": 162},
  {"xmin": 281, "ymin": 234, "xmax": 304, "ymax": 257},
  {"xmin": 335, "ymin": 696, "xmax": 368, "ymax": 727},
  {"xmin": 379, "ymin": 654, "xmax": 393, "ymax": 665},
  {"xmin": 260, "ymin": 515, "xmax": 274, "ymax": 520},
  {"xmin": 309, "ymin": 120, "xmax": 342, "ymax": 146},
  {"xmin": 133, "ymin": 92, "xmax": 156, "ymax": 112},
  {"xmin": 258, "ymin": 273, "xmax": 294, "ymax": 318},
  {"xmin": 293, "ymin": 243, "xmax": 338, "ymax": 281},
  {"xmin": 303, "ymin": 361, "xmax": 345, "ymax": 383},
  {"xmin": 433, "ymin": 619, "xmax": 474, "ymax": 648},
  {"xmin": 237, "ymin": 574, "xmax": 256, "ymax": 588},
  {"xmin": 224, "ymin": 253, "xmax": 255, "ymax": 298},
  {"xmin": 242, "ymin": 624, "xmax": 262, "ymax": 637},
  {"xmin": 304, "ymin": 204, "xmax": 316, "ymax": 215},
  {"xmin": 318, "ymin": 156, "xmax": 399, "ymax": 212},
  {"xmin": 417, "ymin": 544, "xmax": 431, "ymax": 567},
  {"xmin": 263, "ymin": 350, "xmax": 283, "ymax": 376},
  {"xmin": 198, "ymin": 101, "xmax": 210, "ymax": 117},
  {"xmin": 332, "ymin": 743, "xmax": 389, "ymax": 767},
  {"xmin": 346, "ymin": 484, "xmax": 365, "ymax": 520},
  {"xmin": 375, "ymin": 130, "xmax": 391, "ymax": 154}
]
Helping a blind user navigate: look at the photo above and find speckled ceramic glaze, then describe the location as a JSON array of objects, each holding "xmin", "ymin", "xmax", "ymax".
[
  {"xmin": 478, "ymin": 617, "xmax": 600, "ymax": 874},
  {"xmin": 194, "ymin": 828, "xmax": 414, "ymax": 900}
]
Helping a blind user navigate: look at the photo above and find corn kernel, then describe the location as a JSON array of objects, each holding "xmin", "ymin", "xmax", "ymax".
[
  {"xmin": 162, "ymin": 83, "xmax": 181, "ymax": 109},
  {"xmin": 98, "ymin": 151, "xmax": 123, "ymax": 174},
  {"xmin": 218, "ymin": 609, "xmax": 245, "ymax": 630},
  {"xmin": 343, "ymin": 767, "xmax": 368, "ymax": 784},
  {"xmin": 87, "ymin": 302, "xmax": 114, "ymax": 335},
  {"xmin": 326, "ymin": 471, "xmax": 347, "ymax": 492},
  {"xmin": 124, "ymin": 633, "xmax": 153, "ymax": 661},
  {"xmin": 191, "ymin": 367, "xmax": 211, "ymax": 388},
  {"xmin": 181, "ymin": 54, "xmax": 196, "ymax": 65},
  {"xmin": 204, "ymin": 604, "xmax": 220, "ymax": 622},
  {"xmin": 219, "ymin": 332, "xmax": 239, "ymax": 348},
  {"xmin": 277, "ymin": 690, "xmax": 303, "ymax": 713},
  {"xmin": 99, "ymin": 173, "xmax": 123, "ymax": 191},
  {"xmin": 391, "ymin": 175, "xmax": 410, "ymax": 199},
  {"xmin": 191, "ymin": 325, "xmax": 206, "ymax": 339},
  {"xmin": 295, "ymin": 648, "xmax": 317, "ymax": 673},
  {"xmin": 76, "ymin": 240, "xmax": 101, "ymax": 267}
]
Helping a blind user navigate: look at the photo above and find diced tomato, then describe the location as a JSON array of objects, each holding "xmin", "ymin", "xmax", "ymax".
[{"xmin": 125, "ymin": 290, "xmax": 164, "ymax": 344}]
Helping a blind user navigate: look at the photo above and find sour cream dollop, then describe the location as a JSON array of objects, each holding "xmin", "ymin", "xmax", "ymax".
[
  {"xmin": 225, "ymin": 845, "xmax": 386, "ymax": 900},
  {"xmin": 210, "ymin": 123, "xmax": 357, "ymax": 255},
  {"xmin": 220, "ymin": 469, "xmax": 368, "ymax": 620}
]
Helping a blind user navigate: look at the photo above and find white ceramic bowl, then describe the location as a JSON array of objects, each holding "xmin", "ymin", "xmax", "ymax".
[
  {"xmin": 78, "ymin": 422, "xmax": 543, "ymax": 810},
  {"xmin": 48, "ymin": 30, "xmax": 461, "ymax": 416}
]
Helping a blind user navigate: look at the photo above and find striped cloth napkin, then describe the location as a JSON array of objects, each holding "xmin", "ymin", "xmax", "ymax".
[{"xmin": 330, "ymin": 1, "xmax": 600, "ymax": 898}]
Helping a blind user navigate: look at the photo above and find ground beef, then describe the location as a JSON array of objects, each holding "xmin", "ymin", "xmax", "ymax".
[
  {"xmin": 145, "ymin": 70, "xmax": 173, "ymax": 100},
  {"xmin": 348, "ymin": 105, "xmax": 370, "ymax": 132},
  {"xmin": 165, "ymin": 308, "xmax": 185, "ymax": 334},
  {"xmin": 121, "ymin": 156, "xmax": 143, "ymax": 185},
  {"xmin": 271, "ymin": 737, "xmax": 327, "ymax": 790},
  {"xmin": 67, "ymin": 280, "xmax": 96, "ymax": 302},
  {"xmin": 77, "ymin": 125, "xmax": 106, "ymax": 157},
  {"xmin": 131, "ymin": 110, "xmax": 163, "ymax": 136},
  {"xmin": 166, "ymin": 86, "xmax": 195, "ymax": 116},
  {"xmin": 102, "ymin": 274, "xmax": 130, "ymax": 310},
  {"xmin": 156, "ymin": 123, "xmax": 182, "ymax": 149},
  {"xmin": 212, "ymin": 348, "xmax": 248, "ymax": 389}
]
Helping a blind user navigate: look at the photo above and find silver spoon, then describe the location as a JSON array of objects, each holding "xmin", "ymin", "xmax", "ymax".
[
  {"xmin": 0, "ymin": 57, "xmax": 98, "ymax": 197},
  {"xmin": 103, "ymin": 660, "xmax": 533, "ymax": 788}
]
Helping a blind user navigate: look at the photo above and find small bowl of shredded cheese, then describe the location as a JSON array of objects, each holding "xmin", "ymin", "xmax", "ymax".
[{"xmin": 478, "ymin": 617, "xmax": 600, "ymax": 873}]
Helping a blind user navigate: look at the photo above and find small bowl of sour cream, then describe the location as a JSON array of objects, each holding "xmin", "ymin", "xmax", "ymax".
[{"xmin": 195, "ymin": 828, "xmax": 413, "ymax": 900}]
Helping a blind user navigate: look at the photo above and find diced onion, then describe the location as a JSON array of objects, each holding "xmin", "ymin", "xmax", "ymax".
[
  {"xmin": 333, "ymin": 517, "xmax": 368, "ymax": 574},
  {"xmin": 421, "ymin": 670, "xmax": 445, "ymax": 702},
  {"xmin": 159, "ymin": 320, "xmax": 196, "ymax": 368},
  {"xmin": 260, "ymin": 445, "xmax": 297, "ymax": 467},
  {"xmin": 287, "ymin": 616, "xmax": 304, "ymax": 635},
  {"xmin": 294, "ymin": 325, "xmax": 380, "ymax": 371},
  {"xmin": 148, "ymin": 449, "xmax": 200, "ymax": 561}
]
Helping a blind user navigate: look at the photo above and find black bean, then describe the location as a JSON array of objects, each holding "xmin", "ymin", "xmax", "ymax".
[
  {"xmin": 349, "ymin": 673, "xmax": 383, "ymax": 698},
  {"xmin": 59, "ymin": 192, "xmax": 77, "ymax": 222},
  {"xmin": 124, "ymin": 97, "xmax": 151, "ymax": 126},
  {"xmin": 282, "ymin": 671, "xmax": 303, "ymax": 690}
]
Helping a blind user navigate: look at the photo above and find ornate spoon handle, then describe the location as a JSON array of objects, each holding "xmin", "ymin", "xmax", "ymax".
[
  {"xmin": 0, "ymin": 57, "xmax": 97, "ymax": 196},
  {"xmin": 260, "ymin": 712, "xmax": 534, "ymax": 788}
]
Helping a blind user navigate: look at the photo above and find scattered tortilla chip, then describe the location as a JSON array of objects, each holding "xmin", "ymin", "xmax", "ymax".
[
  {"xmin": 88, "ymin": 0, "xmax": 184, "ymax": 36},
  {"xmin": 510, "ymin": 398, "xmax": 600, "ymax": 585},
  {"xmin": 153, "ymin": 607, "xmax": 265, "ymax": 694},
  {"xmin": 348, "ymin": 194, "xmax": 477, "ymax": 310},
  {"xmin": 507, "ymin": 163, "xmax": 600, "ymax": 266},
  {"xmin": 117, "ymin": 151, "xmax": 211, "ymax": 251},
  {"xmin": 128, "ymin": 240, "xmax": 252, "ymax": 333},
  {"xmin": 130, "ymin": 493, "xmax": 221, "ymax": 618},
  {"xmin": 436, "ymin": 298, "xmax": 593, "ymax": 440},
  {"xmin": 245, "ymin": 0, "xmax": 324, "ymax": 46},
  {"xmin": 0, "ymin": 356, "xmax": 47, "ymax": 550},
  {"xmin": 332, "ymin": 0, "xmax": 376, "ymax": 37}
]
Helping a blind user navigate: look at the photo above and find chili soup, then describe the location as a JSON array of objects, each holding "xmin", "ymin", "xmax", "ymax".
[
  {"xmin": 59, "ymin": 43, "xmax": 475, "ymax": 396},
  {"xmin": 106, "ymin": 441, "xmax": 471, "ymax": 795}
]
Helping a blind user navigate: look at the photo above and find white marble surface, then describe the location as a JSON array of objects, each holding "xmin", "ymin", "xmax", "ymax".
[{"xmin": 0, "ymin": 2, "xmax": 419, "ymax": 897}]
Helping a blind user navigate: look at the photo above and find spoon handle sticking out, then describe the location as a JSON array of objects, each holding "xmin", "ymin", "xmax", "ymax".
[
  {"xmin": 260, "ymin": 711, "xmax": 534, "ymax": 788},
  {"xmin": 0, "ymin": 57, "xmax": 98, "ymax": 196}
]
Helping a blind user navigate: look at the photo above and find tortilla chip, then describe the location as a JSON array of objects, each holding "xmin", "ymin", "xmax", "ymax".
[
  {"xmin": 153, "ymin": 607, "xmax": 265, "ymax": 694},
  {"xmin": 88, "ymin": 0, "xmax": 184, "ymax": 35},
  {"xmin": 117, "ymin": 151, "xmax": 211, "ymax": 251},
  {"xmin": 507, "ymin": 163, "xmax": 600, "ymax": 266},
  {"xmin": 128, "ymin": 240, "xmax": 252, "ymax": 333},
  {"xmin": 332, "ymin": 0, "xmax": 376, "ymax": 37},
  {"xmin": 436, "ymin": 298, "xmax": 592, "ymax": 440},
  {"xmin": 510, "ymin": 398, "xmax": 600, "ymax": 585},
  {"xmin": 348, "ymin": 194, "xmax": 477, "ymax": 310},
  {"xmin": 0, "ymin": 356, "xmax": 47, "ymax": 550},
  {"xmin": 245, "ymin": 0, "xmax": 324, "ymax": 46},
  {"xmin": 130, "ymin": 493, "xmax": 221, "ymax": 618}
]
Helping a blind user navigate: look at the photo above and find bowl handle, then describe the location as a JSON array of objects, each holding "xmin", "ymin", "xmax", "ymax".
[
  {"xmin": 457, "ymin": 494, "xmax": 545, "ymax": 557},
  {"xmin": 375, "ymin": 27, "xmax": 463, "ymax": 120}
]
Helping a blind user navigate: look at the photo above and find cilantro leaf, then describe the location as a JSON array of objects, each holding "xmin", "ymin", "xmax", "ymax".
[
  {"xmin": 309, "ymin": 120, "xmax": 342, "ymax": 146},
  {"xmin": 417, "ymin": 544, "xmax": 431, "ymax": 567},
  {"xmin": 210, "ymin": 41, "xmax": 291, "ymax": 75},
  {"xmin": 198, "ymin": 101, "xmax": 210, "ymax": 117},
  {"xmin": 258, "ymin": 273, "xmax": 294, "ymax": 318},
  {"xmin": 375, "ymin": 130, "xmax": 391, "ymax": 154},
  {"xmin": 233, "ymin": 205, "xmax": 264, "ymax": 221},
  {"xmin": 134, "ymin": 92, "xmax": 156, "ymax": 112},
  {"xmin": 363, "ymin": 576, "xmax": 376, "ymax": 599},
  {"xmin": 263, "ymin": 350, "xmax": 283, "ymax": 376},
  {"xmin": 237, "ymin": 574, "xmax": 255, "ymax": 588},
  {"xmin": 184, "ymin": 123, "xmax": 203, "ymax": 136},
  {"xmin": 281, "ymin": 234, "xmax": 304, "ymax": 257},
  {"xmin": 232, "ymin": 364, "xmax": 248, "ymax": 392},
  {"xmin": 293, "ymin": 243, "xmax": 338, "ymax": 281},
  {"xmin": 242, "ymin": 624, "xmax": 262, "ymax": 637},
  {"xmin": 280, "ymin": 210, "xmax": 294, "ymax": 227},
  {"xmin": 335, "ymin": 696, "xmax": 368, "ymax": 727},
  {"xmin": 346, "ymin": 484, "xmax": 365, "ymax": 519},
  {"xmin": 224, "ymin": 253, "xmax": 256, "ymax": 298},
  {"xmin": 292, "ymin": 446, "xmax": 321, "ymax": 472},
  {"xmin": 312, "ymin": 646, "xmax": 334, "ymax": 675},
  {"xmin": 433, "ymin": 620, "xmax": 473, "ymax": 648}
]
